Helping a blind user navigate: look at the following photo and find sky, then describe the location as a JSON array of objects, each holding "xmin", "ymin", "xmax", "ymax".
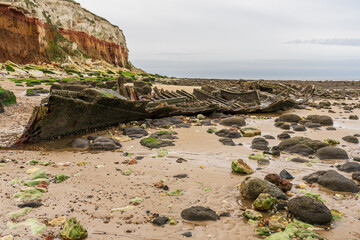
[{"xmin": 76, "ymin": 0, "xmax": 360, "ymax": 80}]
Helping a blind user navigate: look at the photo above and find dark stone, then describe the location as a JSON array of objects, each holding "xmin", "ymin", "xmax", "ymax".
[
  {"xmin": 215, "ymin": 129, "xmax": 241, "ymax": 139},
  {"xmin": 219, "ymin": 212, "xmax": 231, "ymax": 217},
  {"xmin": 349, "ymin": 115, "xmax": 359, "ymax": 120},
  {"xmin": 337, "ymin": 162, "xmax": 360, "ymax": 173},
  {"xmin": 239, "ymin": 177, "xmax": 286, "ymax": 200},
  {"xmin": 306, "ymin": 115, "xmax": 333, "ymax": 126},
  {"xmin": 219, "ymin": 137, "xmax": 235, "ymax": 146},
  {"xmin": 288, "ymin": 196, "xmax": 332, "ymax": 225},
  {"xmin": 200, "ymin": 120, "xmax": 212, "ymax": 126},
  {"xmin": 352, "ymin": 171, "xmax": 360, "ymax": 181},
  {"xmin": 290, "ymin": 158, "xmax": 309, "ymax": 163},
  {"xmin": 123, "ymin": 127, "xmax": 148, "ymax": 138},
  {"xmin": 152, "ymin": 117, "xmax": 183, "ymax": 128},
  {"xmin": 278, "ymin": 114, "xmax": 301, "ymax": 123},
  {"xmin": 303, "ymin": 170, "xmax": 358, "ymax": 193},
  {"xmin": 277, "ymin": 133, "xmax": 291, "ymax": 140},
  {"xmin": 150, "ymin": 131, "xmax": 178, "ymax": 140},
  {"xmin": 181, "ymin": 206, "xmax": 219, "ymax": 221},
  {"xmin": 278, "ymin": 137, "xmax": 328, "ymax": 152},
  {"xmin": 251, "ymin": 137, "xmax": 269, "ymax": 150},
  {"xmin": 279, "ymin": 169, "xmax": 294, "ymax": 179},
  {"xmin": 219, "ymin": 117, "xmax": 246, "ymax": 127},
  {"xmin": 280, "ymin": 123, "xmax": 290, "ymax": 130},
  {"xmin": 274, "ymin": 122, "xmax": 284, "ymax": 127},
  {"xmin": 173, "ymin": 174, "xmax": 188, "ymax": 179},
  {"xmin": 326, "ymin": 127, "xmax": 336, "ymax": 131},
  {"xmin": 263, "ymin": 135, "xmax": 275, "ymax": 140},
  {"xmin": 140, "ymin": 138, "xmax": 175, "ymax": 149},
  {"xmin": 17, "ymin": 201, "xmax": 43, "ymax": 208},
  {"xmin": 182, "ymin": 232, "xmax": 192, "ymax": 238},
  {"xmin": 91, "ymin": 137, "xmax": 122, "ymax": 151},
  {"xmin": 287, "ymin": 144, "xmax": 315, "ymax": 156},
  {"xmin": 87, "ymin": 135, "xmax": 102, "ymax": 141},
  {"xmin": 293, "ymin": 125, "xmax": 307, "ymax": 132},
  {"xmin": 69, "ymin": 138, "xmax": 90, "ymax": 149},
  {"xmin": 316, "ymin": 147, "xmax": 349, "ymax": 160},
  {"xmin": 342, "ymin": 135, "xmax": 359, "ymax": 144},
  {"xmin": 176, "ymin": 123, "xmax": 191, "ymax": 128},
  {"xmin": 354, "ymin": 157, "xmax": 360, "ymax": 162},
  {"xmin": 152, "ymin": 217, "xmax": 169, "ymax": 226}
]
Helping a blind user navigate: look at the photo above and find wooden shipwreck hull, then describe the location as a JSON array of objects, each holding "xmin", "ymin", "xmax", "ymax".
[{"xmin": 14, "ymin": 80, "xmax": 314, "ymax": 144}]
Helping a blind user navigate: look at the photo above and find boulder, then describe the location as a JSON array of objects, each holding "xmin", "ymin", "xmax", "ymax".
[
  {"xmin": 69, "ymin": 138, "xmax": 90, "ymax": 149},
  {"xmin": 306, "ymin": 115, "xmax": 333, "ymax": 126},
  {"xmin": 326, "ymin": 127, "xmax": 336, "ymax": 131},
  {"xmin": 288, "ymin": 196, "xmax": 332, "ymax": 225},
  {"xmin": 242, "ymin": 209, "xmax": 262, "ymax": 220},
  {"xmin": 219, "ymin": 137, "xmax": 235, "ymax": 146},
  {"xmin": 278, "ymin": 137, "xmax": 328, "ymax": 152},
  {"xmin": 293, "ymin": 125, "xmax": 306, "ymax": 132},
  {"xmin": 232, "ymin": 159, "xmax": 254, "ymax": 174},
  {"xmin": 277, "ymin": 133, "xmax": 290, "ymax": 140},
  {"xmin": 239, "ymin": 177, "xmax": 286, "ymax": 200},
  {"xmin": 287, "ymin": 144, "xmax": 315, "ymax": 156},
  {"xmin": 253, "ymin": 193, "xmax": 278, "ymax": 211},
  {"xmin": 303, "ymin": 170, "xmax": 358, "ymax": 193},
  {"xmin": 60, "ymin": 217, "xmax": 88, "ymax": 240},
  {"xmin": 342, "ymin": 135, "xmax": 359, "ymax": 144},
  {"xmin": 278, "ymin": 114, "xmax": 301, "ymax": 123},
  {"xmin": 349, "ymin": 115, "xmax": 359, "ymax": 120},
  {"xmin": 337, "ymin": 162, "xmax": 360, "ymax": 173},
  {"xmin": 181, "ymin": 206, "xmax": 218, "ymax": 221},
  {"xmin": 219, "ymin": 117, "xmax": 246, "ymax": 127},
  {"xmin": 316, "ymin": 147, "xmax": 349, "ymax": 160},
  {"xmin": 279, "ymin": 123, "xmax": 290, "ymax": 130},
  {"xmin": 251, "ymin": 137, "xmax": 269, "ymax": 150},
  {"xmin": 91, "ymin": 137, "xmax": 122, "ymax": 151},
  {"xmin": 123, "ymin": 127, "xmax": 148, "ymax": 138}
]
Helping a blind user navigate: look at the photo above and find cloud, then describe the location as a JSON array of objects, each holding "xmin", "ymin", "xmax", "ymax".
[{"xmin": 287, "ymin": 38, "xmax": 360, "ymax": 47}]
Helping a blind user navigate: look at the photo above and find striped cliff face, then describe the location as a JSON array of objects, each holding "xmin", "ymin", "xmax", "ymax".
[{"xmin": 0, "ymin": 0, "xmax": 129, "ymax": 67}]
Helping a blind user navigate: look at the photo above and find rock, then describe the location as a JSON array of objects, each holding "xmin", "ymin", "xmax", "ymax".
[
  {"xmin": 337, "ymin": 162, "xmax": 360, "ymax": 173},
  {"xmin": 258, "ymin": 159, "xmax": 270, "ymax": 165},
  {"xmin": 305, "ymin": 122, "xmax": 322, "ymax": 128},
  {"xmin": 349, "ymin": 115, "xmax": 359, "ymax": 120},
  {"xmin": 150, "ymin": 130, "xmax": 178, "ymax": 140},
  {"xmin": 251, "ymin": 137, "xmax": 269, "ymax": 150},
  {"xmin": 219, "ymin": 117, "xmax": 246, "ymax": 127},
  {"xmin": 140, "ymin": 137, "xmax": 174, "ymax": 149},
  {"xmin": 181, "ymin": 206, "xmax": 218, "ymax": 221},
  {"xmin": 277, "ymin": 133, "xmax": 290, "ymax": 140},
  {"xmin": 151, "ymin": 117, "xmax": 183, "ymax": 128},
  {"xmin": 342, "ymin": 135, "xmax": 359, "ymax": 144},
  {"xmin": 266, "ymin": 232, "xmax": 290, "ymax": 240},
  {"xmin": 316, "ymin": 146, "xmax": 349, "ymax": 160},
  {"xmin": 176, "ymin": 123, "xmax": 191, "ymax": 128},
  {"xmin": 293, "ymin": 125, "xmax": 306, "ymax": 131},
  {"xmin": 288, "ymin": 196, "xmax": 332, "ymax": 224},
  {"xmin": 242, "ymin": 209, "xmax": 263, "ymax": 220},
  {"xmin": 253, "ymin": 193, "xmax": 278, "ymax": 210},
  {"xmin": 354, "ymin": 157, "xmax": 360, "ymax": 162},
  {"xmin": 152, "ymin": 217, "xmax": 169, "ymax": 226},
  {"xmin": 295, "ymin": 229, "xmax": 323, "ymax": 239},
  {"xmin": 287, "ymin": 144, "xmax": 315, "ymax": 156},
  {"xmin": 17, "ymin": 201, "xmax": 43, "ymax": 208},
  {"xmin": 173, "ymin": 174, "xmax": 188, "ymax": 179},
  {"xmin": 215, "ymin": 129, "xmax": 241, "ymax": 138},
  {"xmin": 265, "ymin": 174, "xmax": 293, "ymax": 192},
  {"xmin": 240, "ymin": 127, "xmax": 261, "ymax": 137},
  {"xmin": 263, "ymin": 135, "xmax": 275, "ymax": 140},
  {"xmin": 207, "ymin": 127, "xmax": 217, "ymax": 134},
  {"xmin": 303, "ymin": 170, "xmax": 358, "ymax": 193},
  {"xmin": 60, "ymin": 217, "xmax": 88, "ymax": 240},
  {"xmin": 239, "ymin": 177, "xmax": 286, "ymax": 200},
  {"xmin": 306, "ymin": 115, "xmax": 333, "ymax": 126},
  {"xmin": 319, "ymin": 100, "xmax": 331, "ymax": 107},
  {"xmin": 290, "ymin": 157, "xmax": 309, "ymax": 163},
  {"xmin": 91, "ymin": 136, "xmax": 122, "ymax": 151},
  {"xmin": 200, "ymin": 120, "xmax": 212, "ymax": 126},
  {"xmin": 69, "ymin": 138, "xmax": 90, "ymax": 149},
  {"xmin": 232, "ymin": 159, "xmax": 254, "ymax": 174},
  {"xmin": 55, "ymin": 174, "xmax": 69, "ymax": 183},
  {"xmin": 324, "ymin": 139, "xmax": 339, "ymax": 145},
  {"xmin": 197, "ymin": 114, "xmax": 206, "ymax": 120},
  {"xmin": 182, "ymin": 232, "xmax": 192, "ymax": 238},
  {"xmin": 278, "ymin": 137, "xmax": 328, "ymax": 152},
  {"xmin": 279, "ymin": 123, "xmax": 290, "ymax": 130},
  {"xmin": 326, "ymin": 127, "xmax": 336, "ymax": 131},
  {"xmin": 279, "ymin": 169, "xmax": 294, "ymax": 179},
  {"xmin": 278, "ymin": 114, "xmax": 301, "ymax": 123},
  {"xmin": 30, "ymin": 169, "xmax": 47, "ymax": 180},
  {"xmin": 49, "ymin": 216, "xmax": 67, "ymax": 226},
  {"xmin": 123, "ymin": 127, "xmax": 148, "ymax": 138},
  {"xmin": 219, "ymin": 137, "xmax": 235, "ymax": 146},
  {"xmin": 352, "ymin": 172, "xmax": 360, "ymax": 181}
]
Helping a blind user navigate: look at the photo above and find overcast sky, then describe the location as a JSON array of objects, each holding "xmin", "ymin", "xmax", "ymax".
[{"xmin": 76, "ymin": 0, "xmax": 360, "ymax": 80}]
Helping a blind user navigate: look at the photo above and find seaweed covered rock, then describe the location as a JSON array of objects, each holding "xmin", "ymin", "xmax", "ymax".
[
  {"xmin": 239, "ymin": 177, "xmax": 286, "ymax": 200},
  {"xmin": 232, "ymin": 159, "xmax": 254, "ymax": 174},
  {"xmin": 316, "ymin": 146, "xmax": 349, "ymax": 160},
  {"xmin": 288, "ymin": 196, "xmax": 332, "ymax": 225},
  {"xmin": 219, "ymin": 117, "xmax": 246, "ymax": 127},
  {"xmin": 60, "ymin": 217, "xmax": 88, "ymax": 240},
  {"xmin": 253, "ymin": 193, "xmax": 278, "ymax": 211},
  {"xmin": 242, "ymin": 209, "xmax": 262, "ymax": 220},
  {"xmin": 181, "ymin": 206, "xmax": 218, "ymax": 221},
  {"xmin": 303, "ymin": 170, "xmax": 358, "ymax": 193},
  {"xmin": 0, "ymin": 87, "xmax": 16, "ymax": 105},
  {"xmin": 305, "ymin": 115, "xmax": 333, "ymax": 126},
  {"xmin": 140, "ymin": 137, "xmax": 174, "ymax": 149},
  {"xmin": 240, "ymin": 127, "xmax": 261, "ymax": 137},
  {"xmin": 134, "ymin": 80, "xmax": 152, "ymax": 96},
  {"xmin": 150, "ymin": 130, "xmax": 178, "ymax": 140}
]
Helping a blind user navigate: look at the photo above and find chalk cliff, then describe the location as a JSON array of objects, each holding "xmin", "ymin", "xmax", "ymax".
[{"xmin": 0, "ymin": 0, "xmax": 129, "ymax": 68}]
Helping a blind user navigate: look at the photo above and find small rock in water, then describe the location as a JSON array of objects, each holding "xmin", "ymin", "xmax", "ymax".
[
  {"xmin": 152, "ymin": 217, "xmax": 169, "ymax": 226},
  {"xmin": 342, "ymin": 135, "xmax": 359, "ymax": 144},
  {"xmin": 219, "ymin": 137, "xmax": 235, "ymax": 146},
  {"xmin": 173, "ymin": 174, "xmax": 188, "ymax": 179},
  {"xmin": 182, "ymin": 232, "xmax": 192, "ymax": 238},
  {"xmin": 337, "ymin": 162, "xmax": 360, "ymax": 173},
  {"xmin": 279, "ymin": 169, "xmax": 294, "ymax": 179},
  {"xmin": 181, "ymin": 206, "xmax": 218, "ymax": 221}
]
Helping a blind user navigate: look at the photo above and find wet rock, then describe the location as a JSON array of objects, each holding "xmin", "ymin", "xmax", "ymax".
[
  {"xmin": 176, "ymin": 123, "xmax": 191, "ymax": 128},
  {"xmin": 306, "ymin": 115, "xmax": 333, "ymax": 126},
  {"xmin": 240, "ymin": 127, "xmax": 261, "ymax": 137},
  {"xmin": 152, "ymin": 217, "xmax": 169, "ymax": 226},
  {"xmin": 182, "ymin": 232, "xmax": 192, "ymax": 238},
  {"xmin": 173, "ymin": 174, "xmax": 188, "ymax": 179},
  {"xmin": 279, "ymin": 169, "xmax": 294, "ymax": 179},
  {"xmin": 219, "ymin": 137, "xmax": 235, "ymax": 146},
  {"xmin": 278, "ymin": 114, "xmax": 301, "ymax": 123},
  {"xmin": 288, "ymin": 196, "xmax": 332, "ymax": 225},
  {"xmin": 326, "ymin": 127, "xmax": 336, "ymax": 131},
  {"xmin": 200, "ymin": 120, "xmax": 212, "ymax": 126},
  {"xmin": 253, "ymin": 193, "xmax": 278, "ymax": 210},
  {"xmin": 140, "ymin": 137, "xmax": 174, "ymax": 149},
  {"xmin": 354, "ymin": 157, "xmax": 360, "ymax": 162},
  {"xmin": 239, "ymin": 177, "xmax": 286, "ymax": 200},
  {"xmin": 274, "ymin": 122, "xmax": 284, "ymax": 127},
  {"xmin": 278, "ymin": 137, "xmax": 328, "ymax": 152},
  {"xmin": 219, "ymin": 117, "xmax": 246, "ymax": 127},
  {"xmin": 290, "ymin": 157, "xmax": 309, "ymax": 163},
  {"xmin": 181, "ymin": 206, "xmax": 218, "ymax": 221},
  {"xmin": 316, "ymin": 146, "xmax": 349, "ymax": 160},
  {"xmin": 242, "ymin": 209, "xmax": 262, "ymax": 220},
  {"xmin": 232, "ymin": 159, "xmax": 254, "ymax": 174},
  {"xmin": 279, "ymin": 123, "xmax": 290, "ymax": 130},
  {"xmin": 303, "ymin": 170, "xmax": 358, "ymax": 193},
  {"xmin": 60, "ymin": 217, "xmax": 88, "ymax": 240},
  {"xmin": 215, "ymin": 129, "xmax": 241, "ymax": 138},
  {"xmin": 91, "ymin": 137, "xmax": 122, "ymax": 151},
  {"xmin": 17, "ymin": 201, "xmax": 43, "ymax": 208},
  {"xmin": 263, "ymin": 135, "xmax": 275, "ymax": 140},
  {"xmin": 265, "ymin": 174, "xmax": 293, "ymax": 192},
  {"xmin": 150, "ymin": 130, "xmax": 178, "ymax": 140},
  {"xmin": 69, "ymin": 138, "xmax": 90, "ymax": 149},
  {"xmin": 293, "ymin": 125, "xmax": 306, "ymax": 131},
  {"xmin": 277, "ymin": 133, "xmax": 290, "ymax": 140},
  {"xmin": 304, "ymin": 122, "xmax": 322, "ymax": 128},
  {"xmin": 151, "ymin": 117, "xmax": 183, "ymax": 128},
  {"xmin": 251, "ymin": 137, "xmax": 269, "ymax": 150},
  {"xmin": 319, "ymin": 100, "xmax": 331, "ymax": 107},
  {"xmin": 342, "ymin": 135, "xmax": 359, "ymax": 144},
  {"xmin": 337, "ymin": 162, "xmax": 360, "ymax": 172},
  {"xmin": 123, "ymin": 127, "xmax": 148, "ymax": 138},
  {"xmin": 349, "ymin": 115, "xmax": 359, "ymax": 120},
  {"xmin": 287, "ymin": 144, "xmax": 315, "ymax": 156},
  {"xmin": 352, "ymin": 172, "xmax": 360, "ymax": 181},
  {"xmin": 87, "ymin": 135, "xmax": 102, "ymax": 141}
]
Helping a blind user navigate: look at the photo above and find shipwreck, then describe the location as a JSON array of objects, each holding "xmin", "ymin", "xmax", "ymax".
[{"xmin": 14, "ymin": 78, "xmax": 314, "ymax": 144}]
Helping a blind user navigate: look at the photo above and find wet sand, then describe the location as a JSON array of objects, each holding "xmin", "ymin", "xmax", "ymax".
[{"xmin": 0, "ymin": 79, "xmax": 360, "ymax": 239}]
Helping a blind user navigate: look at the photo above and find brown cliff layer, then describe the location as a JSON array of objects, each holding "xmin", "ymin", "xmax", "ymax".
[{"xmin": 0, "ymin": 3, "xmax": 129, "ymax": 67}]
